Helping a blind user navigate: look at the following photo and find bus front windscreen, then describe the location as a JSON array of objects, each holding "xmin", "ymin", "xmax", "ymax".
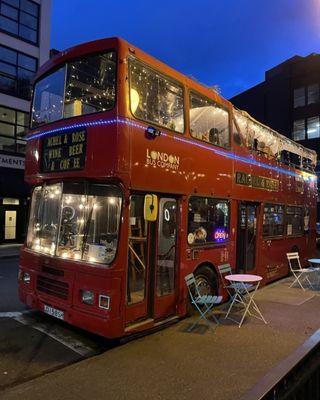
[
  {"xmin": 27, "ymin": 182, "xmax": 122, "ymax": 265},
  {"xmin": 31, "ymin": 50, "xmax": 116, "ymax": 128}
]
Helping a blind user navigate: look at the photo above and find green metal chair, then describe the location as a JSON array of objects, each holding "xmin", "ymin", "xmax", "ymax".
[{"xmin": 185, "ymin": 273, "xmax": 222, "ymax": 333}]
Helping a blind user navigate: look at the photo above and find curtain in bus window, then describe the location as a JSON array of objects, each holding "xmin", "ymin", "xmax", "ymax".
[
  {"xmin": 262, "ymin": 204, "xmax": 284, "ymax": 237},
  {"xmin": 129, "ymin": 59, "xmax": 184, "ymax": 133},
  {"xmin": 286, "ymin": 206, "xmax": 303, "ymax": 236},
  {"xmin": 189, "ymin": 93, "xmax": 229, "ymax": 148},
  {"xmin": 187, "ymin": 197, "xmax": 229, "ymax": 245}
]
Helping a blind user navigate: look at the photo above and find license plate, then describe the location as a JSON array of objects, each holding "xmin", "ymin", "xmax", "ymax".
[{"xmin": 43, "ymin": 304, "xmax": 64, "ymax": 320}]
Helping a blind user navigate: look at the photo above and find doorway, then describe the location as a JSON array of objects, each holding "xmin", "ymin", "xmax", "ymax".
[
  {"xmin": 236, "ymin": 202, "xmax": 259, "ymax": 273},
  {"xmin": 125, "ymin": 194, "xmax": 178, "ymax": 325}
]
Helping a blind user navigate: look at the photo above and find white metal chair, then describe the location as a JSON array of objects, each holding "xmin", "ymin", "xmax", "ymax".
[
  {"xmin": 287, "ymin": 252, "xmax": 315, "ymax": 291},
  {"xmin": 185, "ymin": 273, "xmax": 222, "ymax": 332}
]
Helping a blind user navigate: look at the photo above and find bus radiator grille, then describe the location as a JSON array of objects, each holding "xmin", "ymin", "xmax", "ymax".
[{"xmin": 36, "ymin": 275, "xmax": 69, "ymax": 300}]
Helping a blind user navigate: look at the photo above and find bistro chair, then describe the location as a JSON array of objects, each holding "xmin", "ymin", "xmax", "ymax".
[
  {"xmin": 185, "ymin": 273, "xmax": 222, "ymax": 333},
  {"xmin": 287, "ymin": 252, "xmax": 315, "ymax": 291}
]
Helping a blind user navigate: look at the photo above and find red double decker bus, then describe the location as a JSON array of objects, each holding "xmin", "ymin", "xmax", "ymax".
[{"xmin": 18, "ymin": 37, "xmax": 317, "ymax": 338}]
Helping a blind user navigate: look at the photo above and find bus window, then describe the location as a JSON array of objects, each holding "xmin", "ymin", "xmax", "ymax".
[
  {"xmin": 262, "ymin": 204, "xmax": 284, "ymax": 237},
  {"xmin": 187, "ymin": 197, "xmax": 229, "ymax": 245},
  {"xmin": 27, "ymin": 182, "xmax": 122, "ymax": 264},
  {"xmin": 32, "ymin": 51, "xmax": 116, "ymax": 128},
  {"xmin": 127, "ymin": 195, "xmax": 148, "ymax": 305},
  {"xmin": 189, "ymin": 92, "xmax": 230, "ymax": 148},
  {"xmin": 286, "ymin": 206, "xmax": 303, "ymax": 236},
  {"xmin": 129, "ymin": 59, "xmax": 184, "ymax": 133}
]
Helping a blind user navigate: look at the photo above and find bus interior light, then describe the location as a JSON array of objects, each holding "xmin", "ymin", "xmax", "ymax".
[{"xmin": 81, "ymin": 290, "xmax": 94, "ymax": 305}]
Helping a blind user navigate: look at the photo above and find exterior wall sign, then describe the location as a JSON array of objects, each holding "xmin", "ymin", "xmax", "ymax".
[
  {"xmin": 235, "ymin": 171, "xmax": 279, "ymax": 191},
  {"xmin": 146, "ymin": 149, "xmax": 180, "ymax": 170},
  {"xmin": 0, "ymin": 154, "xmax": 25, "ymax": 170},
  {"xmin": 42, "ymin": 129, "xmax": 87, "ymax": 172}
]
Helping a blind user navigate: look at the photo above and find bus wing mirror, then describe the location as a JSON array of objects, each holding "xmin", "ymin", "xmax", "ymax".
[{"xmin": 144, "ymin": 194, "xmax": 158, "ymax": 222}]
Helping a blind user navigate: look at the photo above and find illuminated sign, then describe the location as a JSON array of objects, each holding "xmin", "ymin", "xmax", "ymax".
[
  {"xmin": 235, "ymin": 171, "xmax": 279, "ymax": 191},
  {"xmin": 42, "ymin": 129, "xmax": 86, "ymax": 173},
  {"xmin": 0, "ymin": 154, "xmax": 24, "ymax": 170},
  {"xmin": 214, "ymin": 229, "xmax": 228, "ymax": 242}
]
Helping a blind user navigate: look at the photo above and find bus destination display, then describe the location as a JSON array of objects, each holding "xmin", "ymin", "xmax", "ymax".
[{"xmin": 42, "ymin": 129, "xmax": 87, "ymax": 172}]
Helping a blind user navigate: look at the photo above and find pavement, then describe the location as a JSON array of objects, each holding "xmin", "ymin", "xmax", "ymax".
[
  {"xmin": 1, "ymin": 276, "xmax": 320, "ymax": 400},
  {"xmin": 0, "ymin": 244, "xmax": 22, "ymax": 260}
]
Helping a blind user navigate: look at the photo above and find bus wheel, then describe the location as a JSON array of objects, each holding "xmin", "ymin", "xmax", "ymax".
[{"xmin": 194, "ymin": 265, "xmax": 218, "ymax": 296}]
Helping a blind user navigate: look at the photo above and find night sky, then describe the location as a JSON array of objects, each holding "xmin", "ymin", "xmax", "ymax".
[{"xmin": 51, "ymin": 0, "xmax": 319, "ymax": 99}]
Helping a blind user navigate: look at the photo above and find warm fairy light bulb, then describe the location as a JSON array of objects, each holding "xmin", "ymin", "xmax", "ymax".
[
  {"xmin": 89, "ymin": 257, "xmax": 96, "ymax": 263},
  {"xmin": 108, "ymin": 197, "xmax": 116, "ymax": 204},
  {"xmin": 79, "ymin": 204, "xmax": 84, "ymax": 210},
  {"xmin": 130, "ymin": 88, "xmax": 140, "ymax": 113},
  {"xmin": 62, "ymin": 252, "xmax": 68, "ymax": 259},
  {"xmin": 74, "ymin": 253, "xmax": 81, "ymax": 260}
]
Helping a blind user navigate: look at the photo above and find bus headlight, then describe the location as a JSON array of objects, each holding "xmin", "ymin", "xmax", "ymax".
[
  {"xmin": 22, "ymin": 272, "xmax": 31, "ymax": 284},
  {"xmin": 81, "ymin": 290, "xmax": 94, "ymax": 305}
]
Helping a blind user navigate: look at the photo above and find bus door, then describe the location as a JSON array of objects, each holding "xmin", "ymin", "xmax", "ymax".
[
  {"xmin": 236, "ymin": 202, "xmax": 259, "ymax": 274},
  {"xmin": 125, "ymin": 195, "xmax": 178, "ymax": 325}
]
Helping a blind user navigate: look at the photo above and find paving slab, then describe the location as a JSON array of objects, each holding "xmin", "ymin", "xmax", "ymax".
[{"xmin": 1, "ymin": 277, "xmax": 320, "ymax": 400}]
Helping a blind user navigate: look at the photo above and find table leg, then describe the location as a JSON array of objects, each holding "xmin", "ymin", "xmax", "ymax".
[{"xmin": 238, "ymin": 282, "xmax": 267, "ymax": 328}]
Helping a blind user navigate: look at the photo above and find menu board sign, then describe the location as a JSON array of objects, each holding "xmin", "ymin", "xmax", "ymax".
[{"xmin": 42, "ymin": 129, "xmax": 87, "ymax": 173}]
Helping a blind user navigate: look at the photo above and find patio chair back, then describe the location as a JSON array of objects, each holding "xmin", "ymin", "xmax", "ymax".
[
  {"xmin": 218, "ymin": 263, "xmax": 232, "ymax": 288},
  {"xmin": 286, "ymin": 252, "xmax": 302, "ymax": 272},
  {"xmin": 185, "ymin": 273, "xmax": 200, "ymax": 302}
]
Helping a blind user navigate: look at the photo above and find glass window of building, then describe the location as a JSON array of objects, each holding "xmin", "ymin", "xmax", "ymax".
[
  {"xmin": 293, "ymin": 87, "xmax": 305, "ymax": 108},
  {"xmin": 189, "ymin": 92, "xmax": 230, "ymax": 148},
  {"xmin": 0, "ymin": 45, "xmax": 37, "ymax": 100},
  {"xmin": 292, "ymin": 119, "xmax": 305, "ymax": 141},
  {"xmin": 0, "ymin": 0, "xmax": 39, "ymax": 44},
  {"xmin": 307, "ymin": 84, "xmax": 319, "ymax": 105},
  {"xmin": 307, "ymin": 116, "xmax": 320, "ymax": 139},
  {"xmin": 0, "ymin": 106, "xmax": 28, "ymax": 153},
  {"xmin": 188, "ymin": 197, "xmax": 230, "ymax": 245},
  {"xmin": 129, "ymin": 58, "xmax": 184, "ymax": 133}
]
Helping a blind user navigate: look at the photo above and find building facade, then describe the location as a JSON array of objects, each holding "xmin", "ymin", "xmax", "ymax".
[
  {"xmin": 0, "ymin": 0, "xmax": 51, "ymax": 243},
  {"xmin": 230, "ymin": 53, "xmax": 320, "ymax": 216}
]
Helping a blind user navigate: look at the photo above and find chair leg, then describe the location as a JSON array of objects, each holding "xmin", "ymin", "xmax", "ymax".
[
  {"xmin": 188, "ymin": 303, "xmax": 218, "ymax": 333},
  {"xmin": 290, "ymin": 273, "xmax": 305, "ymax": 291}
]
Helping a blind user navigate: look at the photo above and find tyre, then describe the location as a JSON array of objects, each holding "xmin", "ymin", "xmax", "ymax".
[{"xmin": 194, "ymin": 264, "xmax": 219, "ymax": 296}]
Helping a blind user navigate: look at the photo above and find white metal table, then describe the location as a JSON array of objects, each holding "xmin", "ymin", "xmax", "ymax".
[
  {"xmin": 224, "ymin": 274, "xmax": 267, "ymax": 328},
  {"xmin": 308, "ymin": 259, "xmax": 320, "ymax": 288}
]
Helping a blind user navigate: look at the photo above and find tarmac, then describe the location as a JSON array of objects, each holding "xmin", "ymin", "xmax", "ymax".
[{"xmin": 1, "ymin": 276, "xmax": 320, "ymax": 400}]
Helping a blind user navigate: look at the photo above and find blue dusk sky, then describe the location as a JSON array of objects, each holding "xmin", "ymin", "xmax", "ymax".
[{"xmin": 51, "ymin": 0, "xmax": 320, "ymax": 99}]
